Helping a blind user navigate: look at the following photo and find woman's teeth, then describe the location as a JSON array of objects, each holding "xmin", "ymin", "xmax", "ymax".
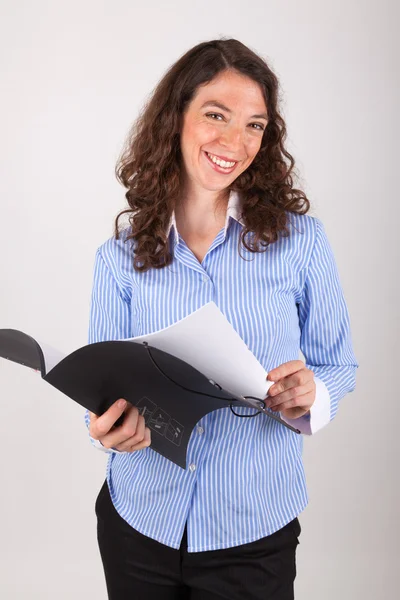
[{"xmin": 206, "ymin": 152, "xmax": 236, "ymax": 169}]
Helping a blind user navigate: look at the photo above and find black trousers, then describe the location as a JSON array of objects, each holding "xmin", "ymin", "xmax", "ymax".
[{"xmin": 95, "ymin": 479, "xmax": 301, "ymax": 600}]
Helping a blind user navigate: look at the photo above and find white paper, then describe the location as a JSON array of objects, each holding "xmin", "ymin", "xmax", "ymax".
[
  {"xmin": 36, "ymin": 338, "xmax": 66, "ymax": 375},
  {"xmin": 127, "ymin": 301, "xmax": 273, "ymax": 400}
]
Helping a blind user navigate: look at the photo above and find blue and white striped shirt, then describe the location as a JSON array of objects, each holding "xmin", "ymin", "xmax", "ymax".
[{"xmin": 84, "ymin": 189, "xmax": 358, "ymax": 552}]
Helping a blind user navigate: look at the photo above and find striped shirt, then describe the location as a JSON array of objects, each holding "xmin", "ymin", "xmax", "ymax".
[{"xmin": 84, "ymin": 189, "xmax": 358, "ymax": 552}]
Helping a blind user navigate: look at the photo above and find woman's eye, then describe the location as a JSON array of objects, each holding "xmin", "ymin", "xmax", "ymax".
[
  {"xmin": 206, "ymin": 113, "xmax": 265, "ymax": 131},
  {"xmin": 250, "ymin": 123, "xmax": 265, "ymax": 131},
  {"xmin": 206, "ymin": 112, "xmax": 224, "ymax": 121}
]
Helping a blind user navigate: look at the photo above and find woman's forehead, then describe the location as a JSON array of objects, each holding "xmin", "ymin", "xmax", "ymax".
[{"xmin": 190, "ymin": 73, "xmax": 267, "ymax": 113}]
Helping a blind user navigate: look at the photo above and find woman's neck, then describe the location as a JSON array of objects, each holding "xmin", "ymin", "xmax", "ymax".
[{"xmin": 175, "ymin": 186, "xmax": 230, "ymax": 235}]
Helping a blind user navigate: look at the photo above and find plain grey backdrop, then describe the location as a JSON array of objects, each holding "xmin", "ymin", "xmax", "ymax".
[{"xmin": 0, "ymin": 1, "xmax": 398, "ymax": 598}]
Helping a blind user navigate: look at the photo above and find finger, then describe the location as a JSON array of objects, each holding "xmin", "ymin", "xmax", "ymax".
[
  {"xmin": 128, "ymin": 426, "xmax": 152, "ymax": 452},
  {"xmin": 266, "ymin": 380, "xmax": 314, "ymax": 408},
  {"xmin": 114, "ymin": 424, "xmax": 152, "ymax": 453},
  {"xmin": 268, "ymin": 370, "xmax": 313, "ymax": 397},
  {"xmin": 281, "ymin": 406, "xmax": 310, "ymax": 420},
  {"xmin": 99, "ymin": 405, "xmax": 140, "ymax": 449},
  {"xmin": 115, "ymin": 414, "xmax": 146, "ymax": 451},
  {"xmin": 268, "ymin": 390, "xmax": 315, "ymax": 412},
  {"xmin": 89, "ymin": 398, "xmax": 128, "ymax": 440},
  {"xmin": 267, "ymin": 360, "xmax": 305, "ymax": 382}
]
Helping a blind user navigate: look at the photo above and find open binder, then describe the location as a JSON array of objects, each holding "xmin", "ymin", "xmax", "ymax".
[{"xmin": 0, "ymin": 304, "xmax": 301, "ymax": 468}]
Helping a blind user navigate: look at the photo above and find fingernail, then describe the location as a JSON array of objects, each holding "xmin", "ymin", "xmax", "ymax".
[{"xmin": 118, "ymin": 399, "xmax": 127, "ymax": 409}]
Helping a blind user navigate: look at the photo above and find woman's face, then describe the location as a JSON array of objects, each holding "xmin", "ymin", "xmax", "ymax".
[{"xmin": 180, "ymin": 70, "xmax": 268, "ymax": 195}]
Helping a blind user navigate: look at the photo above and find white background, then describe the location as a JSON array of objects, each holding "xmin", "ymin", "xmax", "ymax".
[{"xmin": 0, "ymin": 1, "xmax": 398, "ymax": 598}]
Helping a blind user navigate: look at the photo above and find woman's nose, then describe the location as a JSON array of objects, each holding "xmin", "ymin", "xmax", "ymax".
[{"xmin": 219, "ymin": 124, "xmax": 243, "ymax": 149}]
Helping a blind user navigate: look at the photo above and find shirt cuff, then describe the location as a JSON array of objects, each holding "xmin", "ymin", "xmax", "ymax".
[
  {"xmin": 90, "ymin": 437, "xmax": 127, "ymax": 454},
  {"xmin": 280, "ymin": 376, "xmax": 331, "ymax": 435}
]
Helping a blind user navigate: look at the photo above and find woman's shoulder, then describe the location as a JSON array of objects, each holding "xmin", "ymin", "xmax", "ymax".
[
  {"xmin": 285, "ymin": 210, "xmax": 328, "ymax": 247},
  {"xmin": 282, "ymin": 211, "xmax": 326, "ymax": 270},
  {"xmin": 95, "ymin": 225, "xmax": 135, "ymax": 284},
  {"xmin": 286, "ymin": 210, "xmax": 323, "ymax": 235},
  {"xmin": 98, "ymin": 225, "xmax": 133, "ymax": 254}
]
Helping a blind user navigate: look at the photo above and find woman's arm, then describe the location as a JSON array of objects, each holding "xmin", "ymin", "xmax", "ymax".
[
  {"xmin": 280, "ymin": 217, "xmax": 359, "ymax": 434},
  {"xmin": 84, "ymin": 243, "xmax": 133, "ymax": 453}
]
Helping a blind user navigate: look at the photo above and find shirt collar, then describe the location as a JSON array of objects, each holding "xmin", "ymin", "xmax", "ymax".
[{"xmin": 167, "ymin": 189, "xmax": 244, "ymax": 246}]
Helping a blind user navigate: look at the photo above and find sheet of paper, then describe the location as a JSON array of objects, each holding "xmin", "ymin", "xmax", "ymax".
[
  {"xmin": 127, "ymin": 301, "xmax": 273, "ymax": 400},
  {"xmin": 39, "ymin": 339, "xmax": 66, "ymax": 374}
]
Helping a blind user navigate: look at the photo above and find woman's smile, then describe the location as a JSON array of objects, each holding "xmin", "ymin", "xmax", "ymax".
[{"xmin": 203, "ymin": 150, "xmax": 239, "ymax": 175}]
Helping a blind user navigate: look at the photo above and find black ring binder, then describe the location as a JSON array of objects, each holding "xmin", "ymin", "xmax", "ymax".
[{"xmin": 0, "ymin": 329, "xmax": 301, "ymax": 469}]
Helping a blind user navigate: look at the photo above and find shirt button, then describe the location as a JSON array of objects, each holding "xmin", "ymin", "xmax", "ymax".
[
  {"xmin": 197, "ymin": 426, "xmax": 204, "ymax": 435},
  {"xmin": 202, "ymin": 275, "xmax": 208, "ymax": 282},
  {"xmin": 189, "ymin": 463, "xmax": 196, "ymax": 472}
]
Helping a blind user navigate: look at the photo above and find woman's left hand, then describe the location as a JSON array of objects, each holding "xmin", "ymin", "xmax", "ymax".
[{"xmin": 266, "ymin": 360, "xmax": 316, "ymax": 419}]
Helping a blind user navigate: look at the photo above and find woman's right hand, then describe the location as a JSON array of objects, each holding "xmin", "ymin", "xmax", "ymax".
[{"xmin": 89, "ymin": 399, "xmax": 151, "ymax": 452}]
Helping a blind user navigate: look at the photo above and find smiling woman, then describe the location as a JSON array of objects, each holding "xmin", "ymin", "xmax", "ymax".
[
  {"xmin": 180, "ymin": 71, "xmax": 268, "ymax": 184},
  {"xmin": 113, "ymin": 38, "xmax": 310, "ymax": 272},
  {"xmin": 86, "ymin": 37, "xmax": 358, "ymax": 600}
]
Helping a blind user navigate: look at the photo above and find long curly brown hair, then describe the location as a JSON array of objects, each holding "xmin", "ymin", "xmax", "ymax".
[{"xmin": 114, "ymin": 38, "xmax": 310, "ymax": 272}]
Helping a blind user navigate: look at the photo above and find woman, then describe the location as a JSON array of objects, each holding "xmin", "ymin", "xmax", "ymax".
[{"xmin": 86, "ymin": 38, "xmax": 358, "ymax": 599}]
